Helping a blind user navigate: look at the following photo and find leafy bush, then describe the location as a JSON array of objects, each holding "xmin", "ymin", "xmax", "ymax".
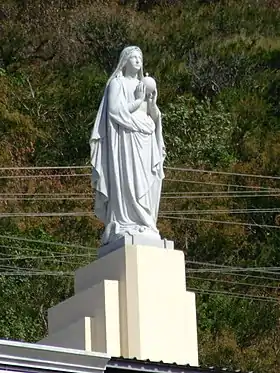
[{"xmin": 163, "ymin": 95, "xmax": 236, "ymax": 167}]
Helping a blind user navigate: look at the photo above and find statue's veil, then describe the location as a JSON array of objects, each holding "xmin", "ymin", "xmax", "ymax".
[
  {"xmin": 89, "ymin": 46, "xmax": 144, "ymax": 222},
  {"xmin": 90, "ymin": 46, "xmax": 143, "ymax": 143},
  {"xmin": 107, "ymin": 46, "xmax": 144, "ymax": 87}
]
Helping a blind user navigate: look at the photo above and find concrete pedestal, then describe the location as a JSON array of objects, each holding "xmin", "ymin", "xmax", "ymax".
[{"xmin": 38, "ymin": 245, "xmax": 198, "ymax": 366}]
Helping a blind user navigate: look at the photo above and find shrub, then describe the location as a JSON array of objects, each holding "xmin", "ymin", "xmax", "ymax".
[{"xmin": 163, "ymin": 95, "xmax": 236, "ymax": 167}]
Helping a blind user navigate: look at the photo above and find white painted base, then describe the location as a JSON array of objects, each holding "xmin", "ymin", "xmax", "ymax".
[
  {"xmin": 39, "ymin": 317, "xmax": 93, "ymax": 351},
  {"xmin": 98, "ymin": 234, "xmax": 174, "ymax": 258},
  {"xmin": 38, "ymin": 245, "xmax": 198, "ymax": 366}
]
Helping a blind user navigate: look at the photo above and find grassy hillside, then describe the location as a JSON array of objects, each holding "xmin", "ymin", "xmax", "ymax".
[{"xmin": 1, "ymin": 1, "xmax": 280, "ymax": 372}]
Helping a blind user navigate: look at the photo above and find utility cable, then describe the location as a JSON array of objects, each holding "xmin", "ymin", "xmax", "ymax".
[
  {"xmin": 159, "ymin": 215, "xmax": 280, "ymax": 229},
  {"xmin": 185, "ymin": 260, "xmax": 280, "ymax": 272},
  {"xmin": 186, "ymin": 287, "xmax": 280, "ymax": 302},
  {"xmin": 2, "ymin": 165, "xmax": 280, "ymax": 182},
  {"xmin": 164, "ymin": 178, "xmax": 280, "ymax": 191},
  {"xmin": 161, "ymin": 208, "xmax": 280, "ymax": 215},
  {"xmin": 0, "ymin": 234, "xmax": 96, "ymax": 251},
  {"xmin": 0, "ymin": 244, "xmax": 96, "ymax": 257},
  {"xmin": 187, "ymin": 276, "xmax": 280, "ymax": 290},
  {"xmin": 165, "ymin": 166, "xmax": 280, "ymax": 181},
  {"xmin": 161, "ymin": 193, "xmax": 280, "ymax": 199},
  {"xmin": 186, "ymin": 270, "xmax": 280, "ymax": 282},
  {"xmin": 0, "ymin": 173, "xmax": 92, "ymax": 179}
]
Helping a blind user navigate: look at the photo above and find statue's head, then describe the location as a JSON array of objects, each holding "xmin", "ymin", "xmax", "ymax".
[
  {"xmin": 110, "ymin": 46, "xmax": 144, "ymax": 81},
  {"xmin": 119, "ymin": 46, "xmax": 142, "ymax": 68},
  {"xmin": 123, "ymin": 48, "xmax": 143, "ymax": 74}
]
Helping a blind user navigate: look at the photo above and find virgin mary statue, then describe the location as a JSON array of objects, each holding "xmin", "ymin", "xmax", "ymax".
[{"xmin": 90, "ymin": 46, "xmax": 166, "ymax": 245}]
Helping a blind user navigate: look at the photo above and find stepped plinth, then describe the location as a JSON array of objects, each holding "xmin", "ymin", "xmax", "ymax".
[{"xmin": 38, "ymin": 243, "xmax": 198, "ymax": 366}]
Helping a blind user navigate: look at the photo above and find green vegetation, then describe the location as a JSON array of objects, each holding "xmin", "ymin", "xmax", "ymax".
[{"xmin": 1, "ymin": 1, "xmax": 280, "ymax": 372}]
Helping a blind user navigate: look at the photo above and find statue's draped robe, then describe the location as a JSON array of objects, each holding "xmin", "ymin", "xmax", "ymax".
[{"xmin": 90, "ymin": 76, "xmax": 165, "ymax": 244}]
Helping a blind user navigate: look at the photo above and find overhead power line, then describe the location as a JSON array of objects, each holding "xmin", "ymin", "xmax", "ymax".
[
  {"xmin": 162, "ymin": 190, "xmax": 280, "ymax": 195},
  {"xmin": 1, "ymin": 178, "xmax": 279, "ymax": 193},
  {"xmin": 2, "ymin": 194, "xmax": 280, "ymax": 201},
  {"xmin": 1, "ymin": 165, "xmax": 280, "ymax": 181},
  {"xmin": 165, "ymin": 166, "xmax": 280, "ymax": 181},
  {"xmin": 187, "ymin": 276, "xmax": 280, "ymax": 290},
  {"xmin": 186, "ymin": 287, "xmax": 280, "ymax": 302},
  {"xmin": 164, "ymin": 178, "xmax": 280, "ymax": 192},
  {"xmin": 0, "ymin": 253, "xmax": 95, "ymax": 261},
  {"xmin": 1, "ymin": 213, "xmax": 280, "ymax": 230},
  {"xmin": 0, "ymin": 244, "xmax": 96, "ymax": 257},
  {"xmin": 6, "ymin": 268, "xmax": 280, "ymax": 303},
  {"xmin": 2, "ymin": 190, "xmax": 280, "ymax": 197},
  {"xmin": 161, "ymin": 208, "xmax": 280, "ymax": 215},
  {"xmin": 161, "ymin": 193, "xmax": 280, "ymax": 199},
  {"xmin": 0, "ymin": 193, "xmax": 91, "ymax": 196},
  {"xmin": 1, "ymin": 197, "xmax": 93, "ymax": 201},
  {"xmin": 0, "ymin": 166, "xmax": 91, "ymax": 171},
  {"xmin": 0, "ymin": 212, "xmax": 93, "ymax": 217},
  {"xmin": 159, "ymin": 215, "xmax": 280, "ymax": 229},
  {"xmin": 187, "ymin": 267, "xmax": 280, "ymax": 276},
  {"xmin": 188, "ymin": 267, "xmax": 280, "ymax": 275},
  {"xmin": 0, "ymin": 234, "xmax": 96, "ymax": 251},
  {"xmin": 0, "ymin": 271, "xmax": 73, "ymax": 276},
  {"xmin": 1, "ymin": 208, "xmax": 280, "ymax": 218},
  {"xmin": 187, "ymin": 270, "xmax": 280, "ymax": 282},
  {"xmin": 0, "ymin": 267, "xmax": 278, "ymax": 303},
  {"xmin": 0, "ymin": 173, "xmax": 91, "ymax": 179},
  {"xmin": 185, "ymin": 260, "xmax": 280, "ymax": 272}
]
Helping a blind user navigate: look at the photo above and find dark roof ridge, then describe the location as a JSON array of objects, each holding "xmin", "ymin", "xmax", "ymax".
[{"xmin": 108, "ymin": 356, "xmax": 251, "ymax": 373}]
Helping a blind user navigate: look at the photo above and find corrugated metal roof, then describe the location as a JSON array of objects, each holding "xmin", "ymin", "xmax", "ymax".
[{"xmin": 107, "ymin": 356, "xmax": 250, "ymax": 373}]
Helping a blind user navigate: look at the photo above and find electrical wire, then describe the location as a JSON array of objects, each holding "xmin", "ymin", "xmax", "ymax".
[
  {"xmin": 0, "ymin": 234, "xmax": 96, "ymax": 251},
  {"xmin": 0, "ymin": 173, "xmax": 92, "ymax": 179},
  {"xmin": 0, "ymin": 212, "xmax": 93, "ymax": 217},
  {"xmin": 187, "ymin": 270, "xmax": 280, "ymax": 282},
  {"xmin": 0, "ymin": 254, "xmax": 95, "ymax": 261},
  {"xmin": 1, "ymin": 190, "xmax": 280, "ymax": 197},
  {"xmin": 164, "ymin": 178, "xmax": 280, "ymax": 191},
  {"xmin": 186, "ymin": 287, "xmax": 280, "ymax": 302},
  {"xmin": 0, "ymin": 193, "xmax": 91, "ymax": 196},
  {"xmin": 0, "ymin": 197, "xmax": 93, "ymax": 201},
  {"xmin": 162, "ymin": 190, "xmax": 280, "ymax": 195},
  {"xmin": 0, "ymin": 246, "xmax": 277, "ymax": 278},
  {"xmin": 165, "ymin": 166, "xmax": 280, "ymax": 181},
  {"xmin": 186, "ymin": 276, "xmax": 280, "ymax": 290},
  {"xmin": 1, "ymin": 165, "xmax": 280, "ymax": 182},
  {"xmin": 0, "ymin": 266, "xmax": 278, "ymax": 302},
  {"xmin": 0, "ymin": 244, "xmax": 96, "ymax": 257},
  {"xmin": 161, "ymin": 193, "xmax": 280, "ymax": 199},
  {"xmin": 1, "ymin": 267, "xmax": 277, "ymax": 302},
  {"xmin": 188, "ymin": 268, "xmax": 280, "ymax": 275},
  {"xmin": 2, "ymin": 190, "xmax": 280, "ymax": 200},
  {"xmin": 161, "ymin": 208, "xmax": 280, "ymax": 215},
  {"xmin": 0, "ymin": 166, "xmax": 91, "ymax": 171},
  {"xmin": 1, "ymin": 209, "xmax": 280, "ymax": 218},
  {"xmin": 0, "ymin": 264, "xmax": 59, "ymax": 272},
  {"xmin": 159, "ymin": 215, "xmax": 280, "ymax": 229},
  {"xmin": 1, "ymin": 213, "xmax": 280, "ymax": 231},
  {"xmin": 0, "ymin": 271, "xmax": 73, "ymax": 276},
  {"xmin": 3, "ymin": 194, "xmax": 280, "ymax": 201},
  {"xmin": 185, "ymin": 260, "xmax": 280, "ymax": 272},
  {"xmin": 0, "ymin": 256, "xmax": 92, "ymax": 267},
  {"xmin": 1, "ymin": 178, "xmax": 279, "ymax": 194}
]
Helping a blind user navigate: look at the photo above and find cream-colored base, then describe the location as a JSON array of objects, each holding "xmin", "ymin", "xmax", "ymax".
[
  {"xmin": 39, "ymin": 317, "xmax": 93, "ymax": 351},
  {"xmin": 38, "ymin": 245, "xmax": 198, "ymax": 366}
]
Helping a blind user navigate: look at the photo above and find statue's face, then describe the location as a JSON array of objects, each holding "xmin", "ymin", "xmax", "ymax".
[{"xmin": 125, "ymin": 50, "xmax": 143, "ymax": 72}]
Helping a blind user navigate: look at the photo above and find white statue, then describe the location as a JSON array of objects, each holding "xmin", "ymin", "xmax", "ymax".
[{"xmin": 90, "ymin": 46, "xmax": 166, "ymax": 245}]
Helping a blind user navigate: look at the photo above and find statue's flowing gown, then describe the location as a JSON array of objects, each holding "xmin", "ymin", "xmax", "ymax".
[{"xmin": 90, "ymin": 76, "xmax": 165, "ymax": 244}]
